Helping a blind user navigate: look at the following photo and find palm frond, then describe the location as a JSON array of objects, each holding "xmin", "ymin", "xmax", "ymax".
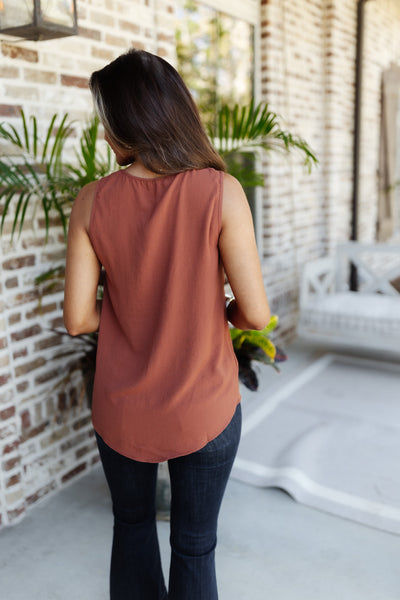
[
  {"xmin": 0, "ymin": 110, "xmax": 74, "ymax": 240},
  {"xmin": 67, "ymin": 116, "xmax": 116, "ymax": 188},
  {"xmin": 209, "ymin": 101, "xmax": 318, "ymax": 181}
]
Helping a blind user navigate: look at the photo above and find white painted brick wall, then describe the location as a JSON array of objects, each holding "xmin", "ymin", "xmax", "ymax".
[
  {"xmin": 259, "ymin": 0, "xmax": 400, "ymax": 339},
  {"xmin": 1, "ymin": 0, "xmax": 400, "ymax": 527}
]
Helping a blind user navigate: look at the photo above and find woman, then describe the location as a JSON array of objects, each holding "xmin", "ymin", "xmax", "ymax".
[{"xmin": 64, "ymin": 49, "xmax": 270, "ymax": 600}]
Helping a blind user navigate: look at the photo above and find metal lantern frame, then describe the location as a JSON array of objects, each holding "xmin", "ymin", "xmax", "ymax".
[{"xmin": 0, "ymin": 0, "xmax": 78, "ymax": 41}]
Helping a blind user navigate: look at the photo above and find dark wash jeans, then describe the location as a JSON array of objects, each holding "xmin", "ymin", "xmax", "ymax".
[{"xmin": 95, "ymin": 402, "xmax": 241, "ymax": 600}]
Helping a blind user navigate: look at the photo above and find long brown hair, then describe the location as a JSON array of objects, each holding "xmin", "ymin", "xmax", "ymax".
[{"xmin": 89, "ymin": 49, "xmax": 226, "ymax": 174}]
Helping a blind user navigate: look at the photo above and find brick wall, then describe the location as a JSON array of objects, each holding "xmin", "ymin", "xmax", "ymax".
[
  {"xmin": 1, "ymin": 0, "xmax": 400, "ymax": 527},
  {"xmin": 259, "ymin": 0, "xmax": 400, "ymax": 338},
  {"xmin": 0, "ymin": 0, "xmax": 177, "ymax": 528}
]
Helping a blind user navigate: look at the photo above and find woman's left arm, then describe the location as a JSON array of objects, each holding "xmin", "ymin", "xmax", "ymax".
[{"xmin": 63, "ymin": 181, "xmax": 101, "ymax": 336}]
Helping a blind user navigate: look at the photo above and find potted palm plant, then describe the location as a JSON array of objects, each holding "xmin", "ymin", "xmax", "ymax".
[
  {"xmin": 0, "ymin": 111, "xmax": 113, "ymax": 412},
  {"xmin": 0, "ymin": 110, "xmax": 114, "ymax": 240},
  {"xmin": 208, "ymin": 99, "xmax": 317, "ymax": 184}
]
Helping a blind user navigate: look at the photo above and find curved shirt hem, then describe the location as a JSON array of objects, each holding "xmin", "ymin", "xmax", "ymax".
[{"xmin": 92, "ymin": 396, "xmax": 241, "ymax": 463}]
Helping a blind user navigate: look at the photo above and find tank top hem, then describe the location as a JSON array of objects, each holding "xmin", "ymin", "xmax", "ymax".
[{"xmin": 92, "ymin": 396, "xmax": 241, "ymax": 463}]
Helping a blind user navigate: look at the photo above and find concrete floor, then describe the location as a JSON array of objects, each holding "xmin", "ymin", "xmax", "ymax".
[
  {"xmin": 0, "ymin": 465, "xmax": 399, "ymax": 600},
  {"xmin": 1, "ymin": 342, "xmax": 399, "ymax": 599}
]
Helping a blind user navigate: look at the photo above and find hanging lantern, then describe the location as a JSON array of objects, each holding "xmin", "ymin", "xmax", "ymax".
[{"xmin": 0, "ymin": 0, "xmax": 78, "ymax": 41}]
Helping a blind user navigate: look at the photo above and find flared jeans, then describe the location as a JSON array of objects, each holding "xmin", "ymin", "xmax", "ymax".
[{"xmin": 95, "ymin": 402, "xmax": 242, "ymax": 600}]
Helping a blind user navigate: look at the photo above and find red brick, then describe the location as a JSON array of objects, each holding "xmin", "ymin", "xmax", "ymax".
[
  {"xmin": 34, "ymin": 335, "xmax": 62, "ymax": 351},
  {"xmin": 118, "ymin": 20, "xmax": 140, "ymax": 34},
  {"xmin": 26, "ymin": 481, "xmax": 57, "ymax": 506},
  {"xmin": 91, "ymin": 454, "xmax": 101, "ymax": 466},
  {"xmin": 78, "ymin": 26, "xmax": 101, "ymax": 40},
  {"xmin": 0, "ymin": 406, "xmax": 15, "ymax": 421},
  {"xmin": 26, "ymin": 303, "xmax": 58, "ymax": 319},
  {"xmin": 2, "ymin": 441, "xmax": 19, "ymax": 455},
  {"xmin": 16, "ymin": 381, "xmax": 29, "ymax": 393},
  {"xmin": 13, "ymin": 348, "xmax": 28, "ymax": 360},
  {"xmin": 2, "ymin": 255, "xmax": 36, "ymax": 270},
  {"xmin": 38, "ymin": 216, "xmax": 64, "ymax": 230},
  {"xmin": 15, "ymin": 357, "xmax": 46, "ymax": 377},
  {"xmin": 35, "ymin": 368, "xmax": 61, "ymax": 385},
  {"xmin": 24, "ymin": 69, "xmax": 57, "ymax": 84},
  {"xmin": 60, "ymin": 438, "xmax": 76, "ymax": 453},
  {"xmin": 0, "ymin": 103, "xmax": 23, "ymax": 117},
  {"xmin": 2, "ymin": 456, "xmax": 20, "ymax": 471},
  {"xmin": 11, "ymin": 324, "xmax": 42, "ymax": 342},
  {"xmin": 33, "ymin": 281, "xmax": 64, "ymax": 298},
  {"xmin": 20, "ymin": 421, "xmax": 48, "ymax": 442},
  {"xmin": 6, "ymin": 473, "xmax": 21, "ymax": 487},
  {"xmin": 76, "ymin": 443, "xmax": 96, "ymax": 459},
  {"xmin": 73, "ymin": 415, "xmax": 92, "ymax": 431},
  {"xmin": 41, "ymin": 249, "xmax": 66, "ymax": 262},
  {"xmin": 50, "ymin": 317, "xmax": 64, "ymax": 328},
  {"xmin": 61, "ymin": 74, "xmax": 88, "ymax": 89},
  {"xmin": 9, "ymin": 313, "xmax": 21, "ymax": 325},
  {"xmin": 5, "ymin": 277, "xmax": 18, "ymax": 289},
  {"xmin": 7, "ymin": 506, "xmax": 25, "ymax": 522},
  {"xmin": 1, "ymin": 42, "xmax": 38, "ymax": 62},
  {"xmin": 105, "ymin": 33, "xmax": 127, "ymax": 47},
  {"xmin": 91, "ymin": 47, "xmax": 114, "ymax": 61},
  {"xmin": 20, "ymin": 410, "xmax": 31, "ymax": 429},
  {"xmin": 10, "ymin": 291, "xmax": 39, "ymax": 307},
  {"xmin": 0, "ymin": 374, "xmax": 11, "ymax": 386},
  {"xmin": 61, "ymin": 462, "xmax": 86, "ymax": 484},
  {"xmin": 157, "ymin": 33, "xmax": 173, "ymax": 43}
]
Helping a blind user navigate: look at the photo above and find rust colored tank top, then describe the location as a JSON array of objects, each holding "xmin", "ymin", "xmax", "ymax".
[{"xmin": 89, "ymin": 168, "xmax": 240, "ymax": 462}]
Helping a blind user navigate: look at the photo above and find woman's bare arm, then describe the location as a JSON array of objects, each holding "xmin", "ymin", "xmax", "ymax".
[
  {"xmin": 63, "ymin": 181, "xmax": 101, "ymax": 336},
  {"xmin": 219, "ymin": 173, "xmax": 270, "ymax": 330}
]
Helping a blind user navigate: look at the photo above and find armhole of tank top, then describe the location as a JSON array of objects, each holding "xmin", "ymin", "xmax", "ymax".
[
  {"xmin": 217, "ymin": 170, "xmax": 224, "ymax": 235},
  {"xmin": 87, "ymin": 178, "xmax": 103, "ymax": 242}
]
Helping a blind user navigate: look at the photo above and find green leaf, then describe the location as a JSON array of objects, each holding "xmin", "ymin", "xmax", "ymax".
[
  {"xmin": 242, "ymin": 330, "xmax": 276, "ymax": 359},
  {"xmin": 34, "ymin": 266, "xmax": 65, "ymax": 285},
  {"xmin": 32, "ymin": 115, "xmax": 38, "ymax": 159},
  {"xmin": 262, "ymin": 314, "xmax": 279, "ymax": 335},
  {"xmin": 21, "ymin": 110, "xmax": 30, "ymax": 153},
  {"xmin": 244, "ymin": 344, "xmax": 281, "ymax": 372},
  {"xmin": 230, "ymin": 327, "xmax": 276, "ymax": 359},
  {"xmin": 41, "ymin": 113, "xmax": 58, "ymax": 163}
]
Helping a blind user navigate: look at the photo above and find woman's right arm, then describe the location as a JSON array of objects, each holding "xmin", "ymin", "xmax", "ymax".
[{"xmin": 219, "ymin": 173, "xmax": 270, "ymax": 331}]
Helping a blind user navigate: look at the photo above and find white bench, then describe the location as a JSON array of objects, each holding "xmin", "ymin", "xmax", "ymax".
[{"xmin": 297, "ymin": 242, "xmax": 400, "ymax": 357}]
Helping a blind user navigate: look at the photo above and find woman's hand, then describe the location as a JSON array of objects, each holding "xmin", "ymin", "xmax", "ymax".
[
  {"xmin": 219, "ymin": 173, "xmax": 270, "ymax": 331},
  {"xmin": 63, "ymin": 181, "xmax": 101, "ymax": 336}
]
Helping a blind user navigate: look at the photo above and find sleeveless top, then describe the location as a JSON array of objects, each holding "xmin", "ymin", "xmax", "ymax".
[{"xmin": 88, "ymin": 167, "xmax": 240, "ymax": 462}]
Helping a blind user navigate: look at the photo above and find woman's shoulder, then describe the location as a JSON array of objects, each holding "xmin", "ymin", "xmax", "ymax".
[
  {"xmin": 75, "ymin": 170, "xmax": 120, "ymax": 202},
  {"xmin": 221, "ymin": 172, "xmax": 249, "ymax": 224},
  {"xmin": 71, "ymin": 180, "xmax": 98, "ymax": 231}
]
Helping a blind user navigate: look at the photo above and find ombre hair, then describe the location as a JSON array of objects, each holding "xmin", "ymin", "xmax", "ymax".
[{"xmin": 89, "ymin": 49, "xmax": 226, "ymax": 174}]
